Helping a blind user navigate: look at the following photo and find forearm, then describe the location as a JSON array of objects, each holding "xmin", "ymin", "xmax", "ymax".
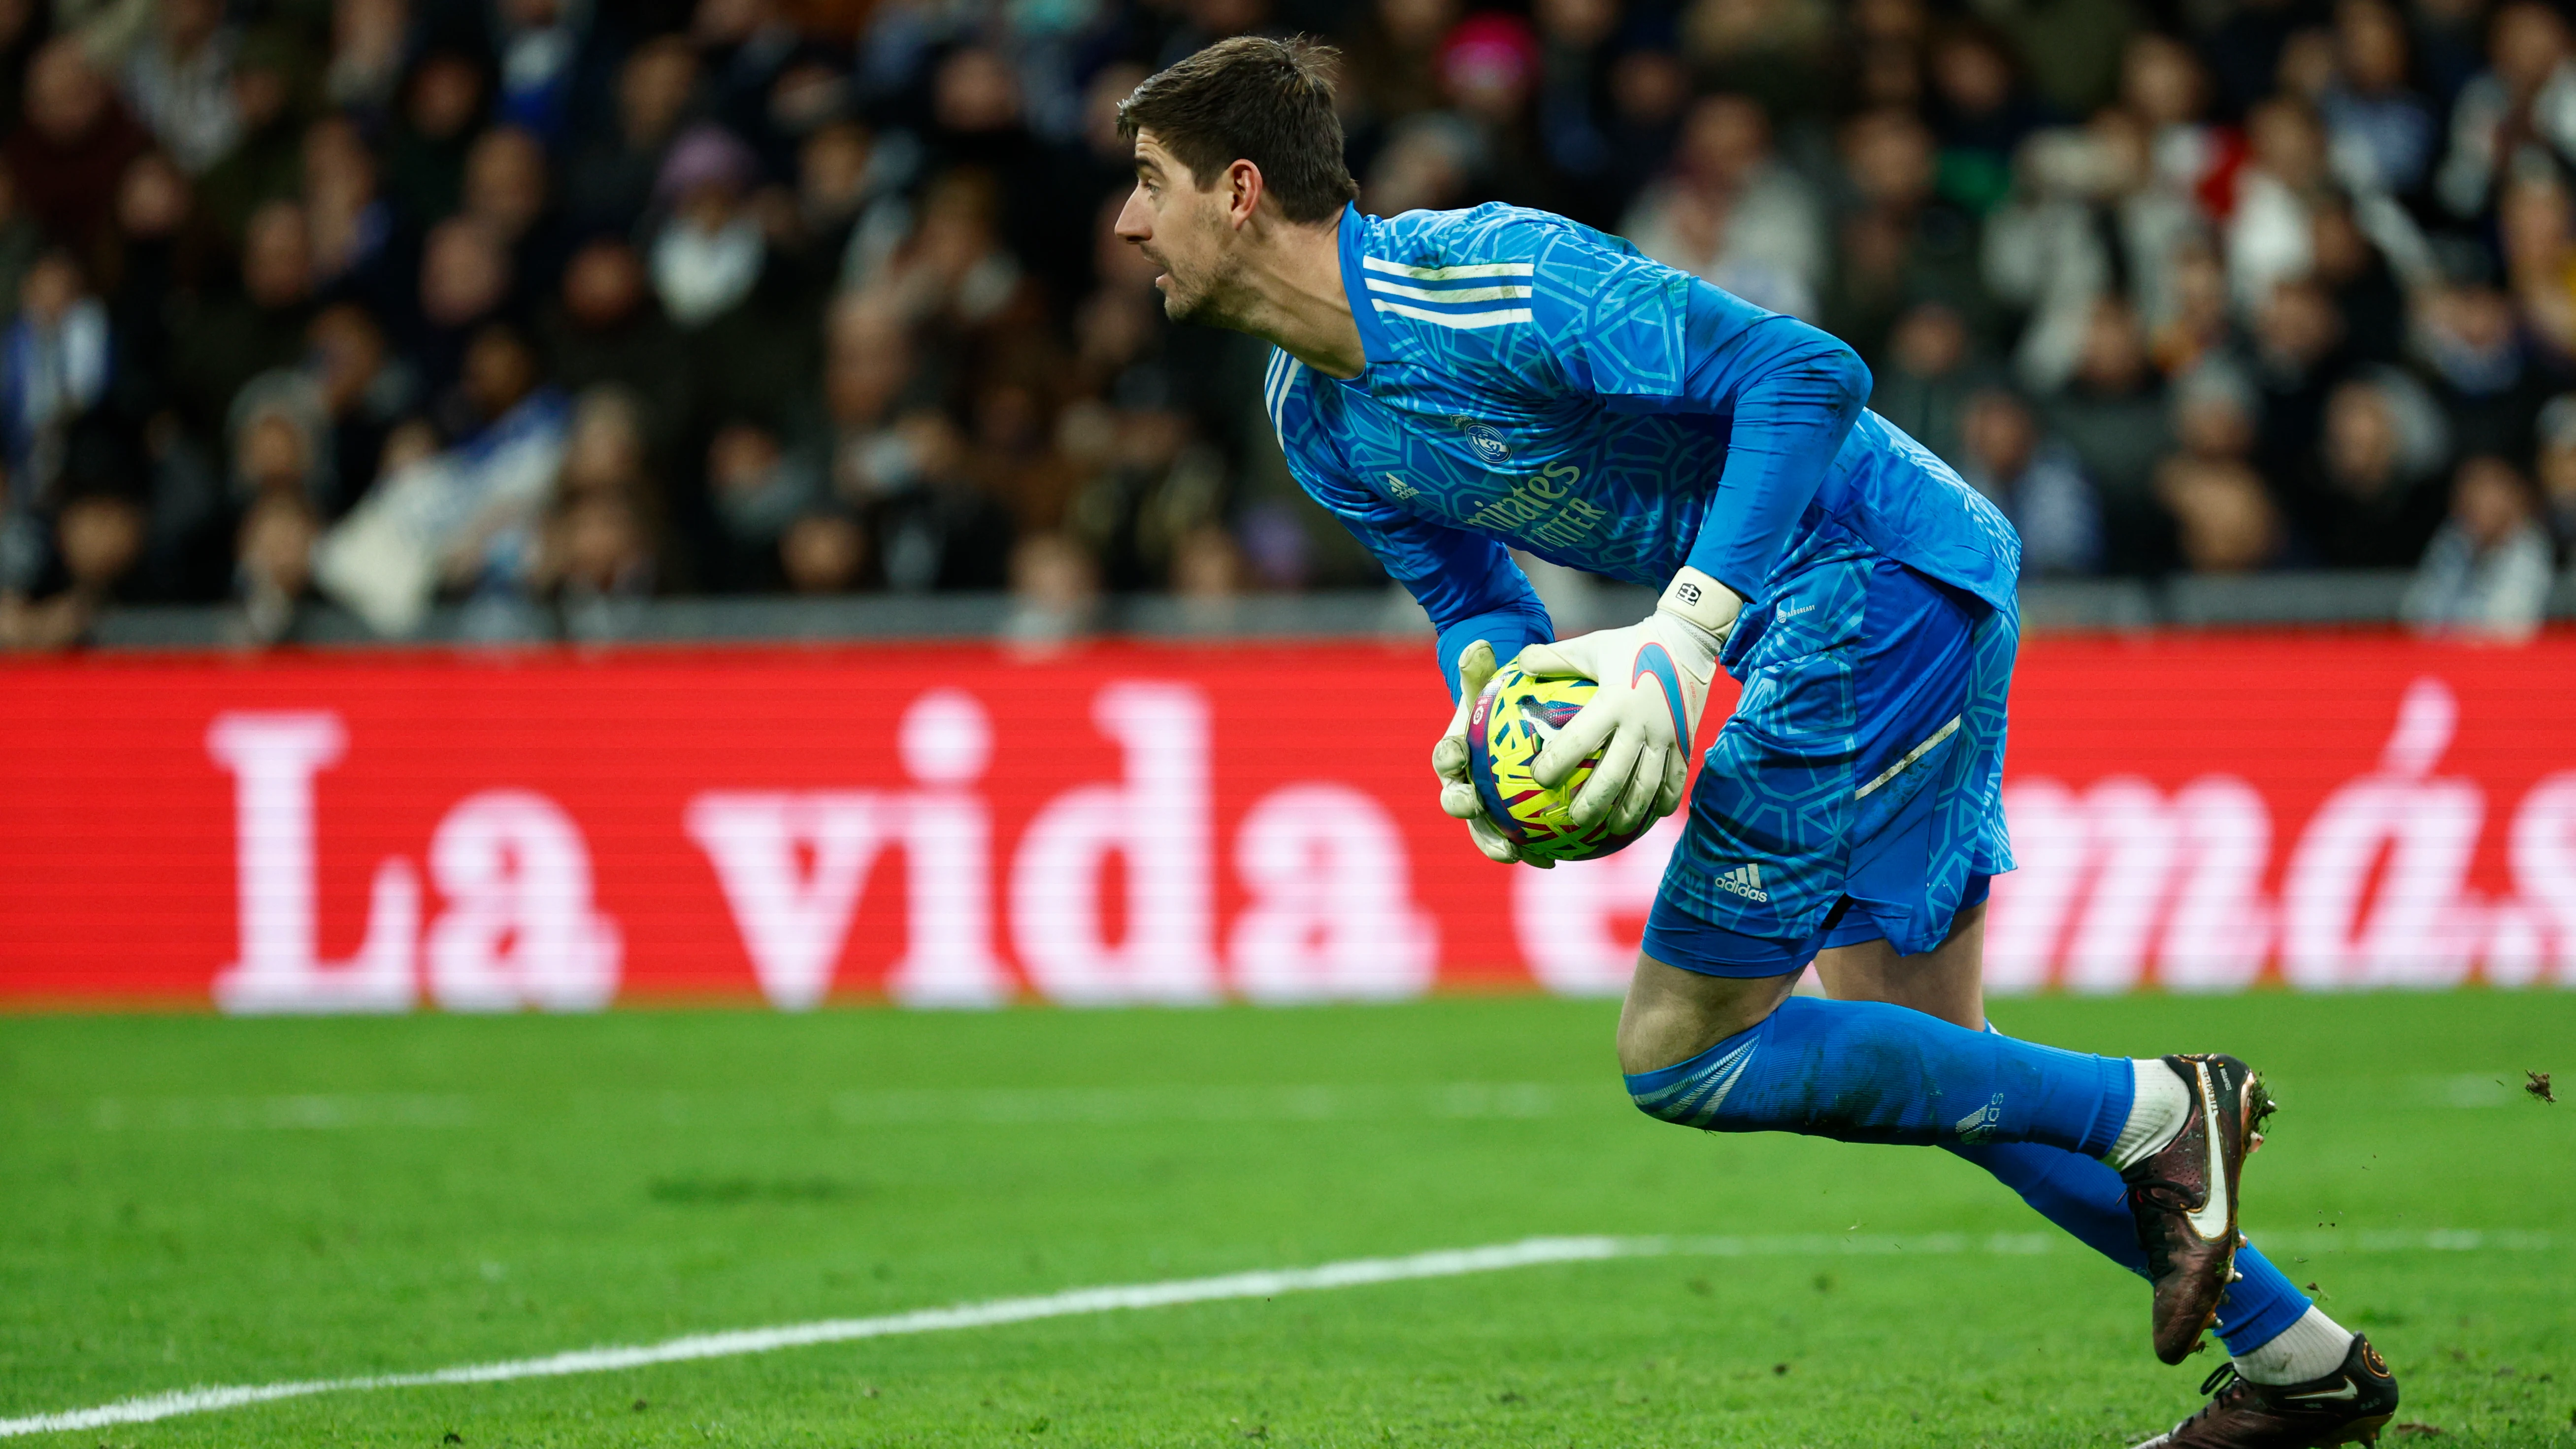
[
  {"xmin": 1434, "ymin": 600, "xmax": 1553, "ymax": 701},
  {"xmin": 1683, "ymin": 345, "xmax": 1868, "ymax": 599}
]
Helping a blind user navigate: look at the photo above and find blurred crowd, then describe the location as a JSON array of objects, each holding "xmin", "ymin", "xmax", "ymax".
[{"xmin": 0, "ymin": 0, "xmax": 2570, "ymax": 647}]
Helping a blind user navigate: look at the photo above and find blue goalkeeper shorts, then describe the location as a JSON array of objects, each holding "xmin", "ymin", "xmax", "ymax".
[{"xmin": 1642, "ymin": 548, "xmax": 2018, "ymax": 978}]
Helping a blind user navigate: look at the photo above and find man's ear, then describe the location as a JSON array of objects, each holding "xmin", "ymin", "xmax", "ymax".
[{"xmin": 1223, "ymin": 159, "xmax": 1266, "ymax": 230}]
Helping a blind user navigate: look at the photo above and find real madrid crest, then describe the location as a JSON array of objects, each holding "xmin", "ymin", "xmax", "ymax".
[{"xmin": 1450, "ymin": 414, "xmax": 1511, "ymax": 465}]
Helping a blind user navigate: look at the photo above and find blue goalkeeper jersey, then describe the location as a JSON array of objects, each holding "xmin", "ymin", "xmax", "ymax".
[{"xmin": 1263, "ymin": 202, "xmax": 2021, "ymax": 691}]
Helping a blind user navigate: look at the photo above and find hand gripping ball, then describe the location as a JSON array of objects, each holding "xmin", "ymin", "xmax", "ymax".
[{"xmin": 1464, "ymin": 660, "xmax": 1657, "ymax": 863}]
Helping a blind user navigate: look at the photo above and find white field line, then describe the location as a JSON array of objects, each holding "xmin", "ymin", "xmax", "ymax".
[{"xmin": 1, "ymin": 1228, "xmax": 2551, "ymax": 1439}]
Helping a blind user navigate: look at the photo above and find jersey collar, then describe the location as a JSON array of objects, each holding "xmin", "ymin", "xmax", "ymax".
[{"xmin": 1337, "ymin": 201, "xmax": 1398, "ymax": 380}]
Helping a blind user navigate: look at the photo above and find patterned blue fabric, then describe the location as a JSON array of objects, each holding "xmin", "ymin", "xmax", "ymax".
[
  {"xmin": 1650, "ymin": 541, "xmax": 2019, "ymax": 959},
  {"xmin": 1263, "ymin": 201, "xmax": 2023, "ymax": 698},
  {"xmin": 1266, "ymin": 201, "xmax": 2022, "ymax": 957}
]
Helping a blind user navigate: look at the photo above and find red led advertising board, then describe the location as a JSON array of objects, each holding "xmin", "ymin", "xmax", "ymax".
[{"xmin": 3, "ymin": 633, "xmax": 2572, "ymax": 1009}]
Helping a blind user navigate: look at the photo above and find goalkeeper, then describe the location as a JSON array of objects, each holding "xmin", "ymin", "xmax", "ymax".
[{"xmin": 1113, "ymin": 35, "xmax": 2397, "ymax": 1448}]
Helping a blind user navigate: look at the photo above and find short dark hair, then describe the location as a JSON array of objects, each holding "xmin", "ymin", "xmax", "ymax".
[{"xmin": 1116, "ymin": 36, "xmax": 1358, "ymax": 226}]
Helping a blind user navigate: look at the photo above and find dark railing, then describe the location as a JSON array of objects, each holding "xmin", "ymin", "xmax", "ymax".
[{"xmin": 73, "ymin": 569, "xmax": 2576, "ymax": 651}]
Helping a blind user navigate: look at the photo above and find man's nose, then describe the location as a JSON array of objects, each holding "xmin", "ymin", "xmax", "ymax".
[{"xmin": 1112, "ymin": 188, "xmax": 1150, "ymax": 242}]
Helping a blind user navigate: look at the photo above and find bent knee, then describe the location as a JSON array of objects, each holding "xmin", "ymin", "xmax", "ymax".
[
  {"xmin": 1624, "ymin": 1031, "xmax": 1762, "ymax": 1130},
  {"xmin": 1615, "ymin": 955, "xmax": 1790, "ymax": 1077}
]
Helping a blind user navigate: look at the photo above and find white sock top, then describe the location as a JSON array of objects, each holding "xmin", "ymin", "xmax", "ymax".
[
  {"xmin": 2104, "ymin": 1058, "xmax": 2192, "ymax": 1172},
  {"xmin": 2234, "ymin": 1305, "xmax": 2356, "ymax": 1384}
]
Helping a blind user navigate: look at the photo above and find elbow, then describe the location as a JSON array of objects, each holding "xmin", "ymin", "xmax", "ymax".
[{"xmin": 1821, "ymin": 341, "xmax": 1871, "ymax": 414}]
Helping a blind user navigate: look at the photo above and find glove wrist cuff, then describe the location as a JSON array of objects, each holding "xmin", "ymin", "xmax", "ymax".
[{"xmin": 1657, "ymin": 566, "xmax": 1742, "ymax": 644}]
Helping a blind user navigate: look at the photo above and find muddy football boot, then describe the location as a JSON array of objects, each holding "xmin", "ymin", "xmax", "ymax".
[
  {"xmin": 2129, "ymin": 1334, "xmax": 2400, "ymax": 1448},
  {"xmin": 2123, "ymin": 1053, "xmax": 2275, "ymax": 1364}
]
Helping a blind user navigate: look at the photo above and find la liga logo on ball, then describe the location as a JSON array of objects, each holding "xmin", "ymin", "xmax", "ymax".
[{"xmin": 1464, "ymin": 661, "xmax": 1656, "ymax": 863}]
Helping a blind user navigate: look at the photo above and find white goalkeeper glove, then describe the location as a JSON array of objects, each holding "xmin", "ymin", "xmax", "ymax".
[
  {"xmin": 1428, "ymin": 638, "xmax": 1548, "ymax": 867},
  {"xmin": 1518, "ymin": 566, "xmax": 1741, "ymax": 835}
]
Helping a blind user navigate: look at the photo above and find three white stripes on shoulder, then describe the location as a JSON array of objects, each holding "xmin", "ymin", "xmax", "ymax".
[{"xmin": 1360, "ymin": 256, "xmax": 1533, "ymax": 329}]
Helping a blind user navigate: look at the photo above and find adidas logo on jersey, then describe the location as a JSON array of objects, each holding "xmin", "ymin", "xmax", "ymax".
[
  {"xmin": 1715, "ymin": 862, "xmax": 1770, "ymax": 903},
  {"xmin": 1382, "ymin": 472, "xmax": 1418, "ymax": 500}
]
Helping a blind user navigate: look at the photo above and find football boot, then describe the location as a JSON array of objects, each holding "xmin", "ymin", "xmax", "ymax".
[
  {"xmin": 2129, "ymin": 1333, "xmax": 2400, "ymax": 1448},
  {"xmin": 2123, "ymin": 1053, "xmax": 2275, "ymax": 1364}
]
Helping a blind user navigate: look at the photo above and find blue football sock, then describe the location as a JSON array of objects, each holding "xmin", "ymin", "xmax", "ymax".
[
  {"xmin": 1946, "ymin": 1138, "xmax": 2313, "ymax": 1353},
  {"xmin": 1623, "ymin": 995, "xmax": 2130, "ymax": 1154},
  {"xmin": 1948, "ymin": 1139, "xmax": 2149, "ymax": 1271},
  {"xmin": 1949, "ymin": 1022, "xmax": 2313, "ymax": 1354}
]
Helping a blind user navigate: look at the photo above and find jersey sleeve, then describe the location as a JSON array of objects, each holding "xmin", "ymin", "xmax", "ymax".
[
  {"xmin": 1272, "ymin": 391, "xmax": 1553, "ymax": 700},
  {"xmin": 1529, "ymin": 233, "xmax": 1871, "ymax": 602}
]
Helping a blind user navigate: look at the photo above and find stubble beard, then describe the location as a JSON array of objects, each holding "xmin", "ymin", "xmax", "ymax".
[{"xmin": 1159, "ymin": 247, "xmax": 1255, "ymax": 332}]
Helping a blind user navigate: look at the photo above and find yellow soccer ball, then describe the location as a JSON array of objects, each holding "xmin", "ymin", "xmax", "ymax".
[{"xmin": 1464, "ymin": 661, "xmax": 1656, "ymax": 862}]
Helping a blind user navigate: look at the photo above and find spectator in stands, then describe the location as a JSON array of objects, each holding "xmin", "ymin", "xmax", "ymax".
[
  {"xmin": 2230, "ymin": 98, "xmax": 2332, "ymax": 315},
  {"xmin": 120, "ymin": 0, "xmax": 239, "ymax": 177},
  {"xmin": 1624, "ymin": 93, "xmax": 1824, "ymax": 319},
  {"xmin": 2413, "ymin": 262, "xmax": 2531, "ymax": 458},
  {"xmin": 1433, "ymin": 15, "xmax": 1553, "ymax": 211},
  {"xmin": 231, "ymin": 488, "xmax": 317, "ymax": 645},
  {"xmin": 1345, "ymin": 0, "xmax": 1461, "ymax": 132},
  {"xmin": 384, "ymin": 51, "xmax": 487, "ymax": 227},
  {"xmin": 193, "ymin": 30, "xmax": 311, "ymax": 242},
  {"xmin": 0, "ymin": 249, "xmax": 110, "ymax": 473},
  {"xmin": 460, "ymin": 126, "xmax": 559, "ymax": 305},
  {"xmin": 2159, "ymin": 452, "xmax": 2286, "ymax": 572},
  {"xmin": 0, "ymin": 0, "xmax": 2566, "ymax": 643},
  {"xmin": 2250, "ymin": 276, "xmax": 2356, "ymax": 493},
  {"xmin": 6, "ymin": 39, "xmax": 149, "ymax": 261},
  {"xmin": 2301, "ymin": 373, "xmax": 2453, "ymax": 566},
  {"xmin": 649, "ymin": 123, "xmax": 819, "ymax": 426},
  {"xmin": 2536, "ymin": 394, "xmax": 2576, "ymax": 559},
  {"xmin": 0, "ymin": 159, "xmax": 41, "ymax": 321},
  {"xmin": 541, "ymin": 240, "xmax": 689, "ymax": 466},
  {"xmin": 1922, "ymin": 22, "xmax": 2046, "ymax": 216},
  {"xmin": 2404, "ymin": 454, "xmax": 2552, "ymax": 638},
  {"xmin": 1679, "ymin": 0, "xmax": 1834, "ymax": 121},
  {"xmin": 304, "ymin": 302, "xmax": 414, "ymax": 515},
  {"xmin": 301, "ymin": 114, "xmax": 397, "ymax": 302},
  {"xmin": 1828, "ymin": 105, "xmax": 1980, "ymax": 360},
  {"xmin": 0, "ymin": 483, "xmax": 139, "ymax": 647},
  {"xmin": 1871, "ymin": 300, "xmax": 1988, "ymax": 467},
  {"xmin": 412, "ymin": 216, "xmax": 513, "ymax": 399},
  {"xmin": 325, "ymin": 0, "xmax": 408, "ymax": 118},
  {"xmin": 169, "ymin": 198, "xmax": 313, "ymax": 435},
  {"xmin": 1956, "ymin": 386, "xmax": 2103, "ymax": 575},
  {"xmin": 780, "ymin": 507, "xmax": 866, "ymax": 593},
  {"xmin": 314, "ymin": 324, "xmax": 569, "ymax": 635},
  {"xmin": 1002, "ymin": 529, "xmax": 1100, "ymax": 648},
  {"xmin": 2319, "ymin": 0, "xmax": 2436, "ymax": 198},
  {"xmin": 706, "ymin": 419, "xmax": 820, "ymax": 591},
  {"xmin": 226, "ymin": 372, "xmax": 334, "ymax": 513},
  {"xmin": 566, "ymin": 37, "xmax": 699, "ymax": 239},
  {"xmin": 490, "ymin": 0, "xmax": 593, "ymax": 147},
  {"xmin": 2044, "ymin": 296, "xmax": 2168, "ymax": 570},
  {"xmin": 2499, "ymin": 170, "xmax": 2576, "ymax": 364},
  {"xmin": 866, "ymin": 408, "xmax": 1014, "ymax": 593},
  {"xmin": 2434, "ymin": 0, "xmax": 2576, "ymax": 221},
  {"xmin": 538, "ymin": 487, "xmax": 657, "ymax": 636},
  {"xmin": 2309, "ymin": 190, "xmax": 2410, "ymax": 365}
]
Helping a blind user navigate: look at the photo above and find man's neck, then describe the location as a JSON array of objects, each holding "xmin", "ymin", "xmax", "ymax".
[{"xmin": 1223, "ymin": 212, "xmax": 1367, "ymax": 380}]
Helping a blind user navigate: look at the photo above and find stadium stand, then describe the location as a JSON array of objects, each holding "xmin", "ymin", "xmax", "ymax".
[{"xmin": 0, "ymin": 0, "xmax": 2573, "ymax": 649}]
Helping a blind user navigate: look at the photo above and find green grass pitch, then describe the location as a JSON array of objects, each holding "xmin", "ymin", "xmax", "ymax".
[{"xmin": 2, "ymin": 991, "xmax": 2570, "ymax": 1448}]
